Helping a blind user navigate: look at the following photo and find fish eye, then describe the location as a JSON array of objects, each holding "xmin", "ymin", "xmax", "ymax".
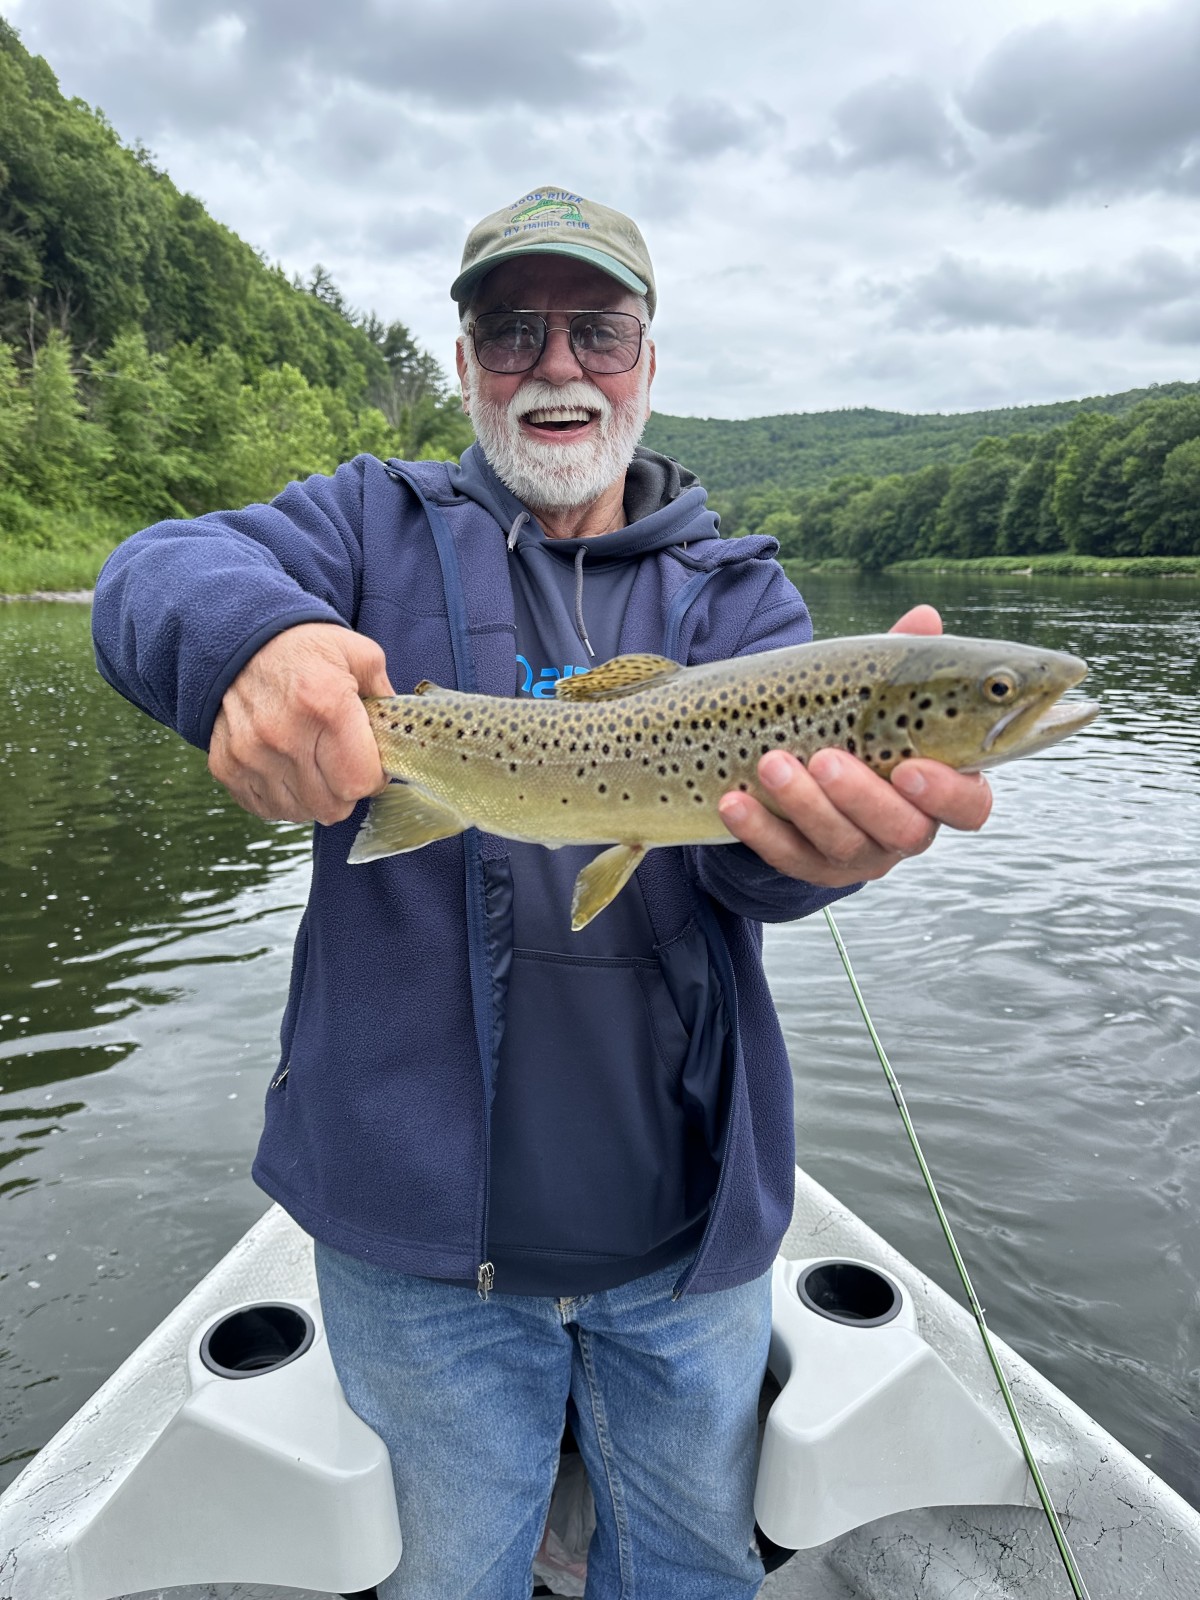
[{"xmin": 982, "ymin": 672, "xmax": 1017, "ymax": 702}]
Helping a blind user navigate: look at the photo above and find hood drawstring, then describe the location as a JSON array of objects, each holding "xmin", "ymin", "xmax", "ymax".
[
  {"xmin": 506, "ymin": 509, "xmax": 595, "ymax": 660},
  {"xmin": 573, "ymin": 545, "xmax": 596, "ymax": 659}
]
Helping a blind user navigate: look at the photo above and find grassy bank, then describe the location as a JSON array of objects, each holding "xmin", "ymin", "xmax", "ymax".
[
  {"xmin": 0, "ymin": 501, "xmax": 129, "ymax": 596},
  {"xmin": 6, "ymin": 531, "xmax": 1200, "ymax": 599},
  {"xmin": 784, "ymin": 553, "xmax": 1200, "ymax": 579}
]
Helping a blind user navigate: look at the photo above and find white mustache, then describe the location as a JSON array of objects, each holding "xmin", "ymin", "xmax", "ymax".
[{"xmin": 508, "ymin": 380, "xmax": 613, "ymax": 427}]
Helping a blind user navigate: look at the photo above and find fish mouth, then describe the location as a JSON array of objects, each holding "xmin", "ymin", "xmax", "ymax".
[{"xmin": 976, "ymin": 695, "xmax": 1100, "ymax": 767}]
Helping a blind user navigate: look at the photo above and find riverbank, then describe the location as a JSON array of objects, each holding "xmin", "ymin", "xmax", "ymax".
[
  {"xmin": 782, "ymin": 553, "xmax": 1200, "ymax": 579},
  {"xmin": 4, "ymin": 542, "xmax": 1200, "ymax": 598}
]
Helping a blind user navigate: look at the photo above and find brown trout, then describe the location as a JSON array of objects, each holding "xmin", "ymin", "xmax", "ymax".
[{"xmin": 349, "ymin": 634, "xmax": 1097, "ymax": 929}]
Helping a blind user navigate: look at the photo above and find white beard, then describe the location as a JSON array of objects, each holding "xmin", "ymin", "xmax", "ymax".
[{"xmin": 464, "ymin": 351, "xmax": 651, "ymax": 514}]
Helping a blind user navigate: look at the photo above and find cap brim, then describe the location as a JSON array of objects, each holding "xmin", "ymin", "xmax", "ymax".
[{"xmin": 451, "ymin": 241, "xmax": 648, "ymax": 307}]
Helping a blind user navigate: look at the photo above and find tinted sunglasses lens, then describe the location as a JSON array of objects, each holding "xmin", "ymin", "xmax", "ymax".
[
  {"xmin": 472, "ymin": 312, "xmax": 545, "ymax": 373},
  {"xmin": 572, "ymin": 312, "xmax": 642, "ymax": 372}
]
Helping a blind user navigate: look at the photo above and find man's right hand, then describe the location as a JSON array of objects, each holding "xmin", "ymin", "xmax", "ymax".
[{"xmin": 208, "ymin": 623, "xmax": 395, "ymax": 824}]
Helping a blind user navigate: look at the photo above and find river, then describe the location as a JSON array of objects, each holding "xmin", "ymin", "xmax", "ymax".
[{"xmin": 1, "ymin": 572, "xmax": 1197, "ymax": 1509}]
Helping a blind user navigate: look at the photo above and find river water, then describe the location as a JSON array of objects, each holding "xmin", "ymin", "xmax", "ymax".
[{"xmin": 1, "ymin": 574, "xmax": 1197, "ymax": 1510}]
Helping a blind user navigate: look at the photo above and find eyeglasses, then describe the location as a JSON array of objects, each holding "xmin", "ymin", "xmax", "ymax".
[{"xmin": 469, "ymin": 309, "xmax": 646, "ymax": 375}]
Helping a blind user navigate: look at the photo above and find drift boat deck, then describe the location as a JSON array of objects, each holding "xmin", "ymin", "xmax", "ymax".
[{"xmin": 2, "ymin": 1166, "xmax": 1197, "ymax": 1600}]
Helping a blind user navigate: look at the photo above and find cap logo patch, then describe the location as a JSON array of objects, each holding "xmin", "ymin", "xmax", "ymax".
[{"xmin": 503, "ymin": 190, "xmax": 591, "ymax": 238}]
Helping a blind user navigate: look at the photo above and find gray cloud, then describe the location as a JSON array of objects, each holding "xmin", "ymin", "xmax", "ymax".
[
  {"xmin": 33, "ymin": 0, "xmax": 637, "ymax": 149},
  {"xmin": 881, "ymin": 251, "xmax": 1200, "ymax": 342},
  {"xmin": 657, "ymin": 97, "xmax": 786, "ymax": 164},
  {"xmin": 797, "ymin": 75, "xmax": 967, "ymax": 176},
  {"xmin": 800, "ymin": 2, "xmax": 1200, "ymax": 207},
  {"xmin": 360, "ymin": 206, "xmax": 465, "ymax": 259},
  {"xmin": 960, "ymin": 5, "xmax": 1200, "ymax": 205}
]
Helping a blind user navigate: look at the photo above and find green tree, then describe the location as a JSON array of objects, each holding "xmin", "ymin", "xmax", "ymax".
[
  {"xmin": 21, "ymin": 330, "xmax": 105, "ymax": 507},
  {"xmin": 1052, "ymin": 412, "xmax": 1122, "ymax": 554},
  {"xmin": 88, "ymin": 328, "xmax": 184, "ymax": 517},
  {"xmin": 932, "ymin": 440, "xmax": 1026, "ymax": 558},
  {"xmin": 1153, "ymin": 435, "xmax": 1200, "ymax": 555},
  {"xmin": 225, "ymin": 363, "xmax": 338, "ymax": 505}
]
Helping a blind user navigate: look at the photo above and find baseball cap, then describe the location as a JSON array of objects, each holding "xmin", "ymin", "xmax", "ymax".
[{"xmin": 451, "ymin": 186, "xmax": 656, "ymax": 320}]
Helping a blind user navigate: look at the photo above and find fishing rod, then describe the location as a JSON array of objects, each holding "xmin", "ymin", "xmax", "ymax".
[{"xmin": 823, "ymin": 906, "xmax": 1093, "ymax": 1600}]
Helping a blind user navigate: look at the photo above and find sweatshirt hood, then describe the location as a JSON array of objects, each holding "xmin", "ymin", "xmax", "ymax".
[{"xmin": 447, "ymin": 442, "xmax": 722, "ymax": 564}]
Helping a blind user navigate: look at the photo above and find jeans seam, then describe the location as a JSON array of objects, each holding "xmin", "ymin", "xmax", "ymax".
[{"xmin": 577, "ymin": 1325, "xmax": 633, "ymax": 1598}]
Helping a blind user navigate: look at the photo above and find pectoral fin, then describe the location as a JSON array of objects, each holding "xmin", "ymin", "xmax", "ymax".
[
  {"xmin": 570, "ymin": 843, "xmax": 646, "ymax": 930},
  {"xmin": 348, "ymin": 783, "xmax": 467, "ymax": 863}
]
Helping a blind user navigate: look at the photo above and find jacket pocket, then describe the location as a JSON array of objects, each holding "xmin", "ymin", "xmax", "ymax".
[{"xmin": 486, "ymin": 948, "xmax": 699, "ymax": 1260}]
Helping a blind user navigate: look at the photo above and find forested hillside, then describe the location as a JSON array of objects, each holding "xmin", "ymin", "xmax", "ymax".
[
  {"xmin": 716, "ymin": 394, "xmax": 1200, "ymax": 566},
  {"xmin": 642, "ymin": 381, "xmax": 1200, "ymax": 495},
  {"xmin": 0, "ymin": 18, "xmax": 471, "ymax": 587}
]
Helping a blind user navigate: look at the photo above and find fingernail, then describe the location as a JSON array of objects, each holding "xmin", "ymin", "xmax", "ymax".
[
  {"xmin": 811, "ymin": 751, "xmax": 842, "ymax": 784},
  {"xmin": 759, "ymin": 752, "xmax": 792, "ymax": 790},
  {"xmin": 720, "ymin": 795, "xmax": 748, "ymax": 824},
  {"xmin": 892, "ymin": 765, "xmax": 926, "ymax": 798}
]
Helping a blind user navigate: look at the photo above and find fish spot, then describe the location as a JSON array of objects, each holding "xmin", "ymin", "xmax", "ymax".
[
  {"xmin": 846, "ymin": 738, "xmax": 857, "ymax": 755},
  {"xmin": 737, "ymin": 781, "xmax": 749, "ymax": 792},
  {"xmin": 859, "ymin": 687, "xmax": 872, "ymax": 700},
  {"xmin": 945, "ymin": 708, "xmax": 958, "ymax": 719},
  {"xmin": 598, "ymin": 783, "xmax": 608, "ymax": 794},
  {"xmin": 879, "ymin": 749, "xmax": 892, "ymax": 762},
  {"xmin": 509, "ymin": 762, "xmax": 518, "ymax": 773},
  {"xmin": 717, "ymin": 766, "xmax": 728, "ymax": 779},
  {"xmin": 895, "ymin": 714, "xmax": 908, "ymax": 728},
  {"xmin": 660, "ymin": 794, "xmax": 670, "ymax": 803},
  {"xmin": 918, "ymin": 697, "xmax": 933, "ymax": 710},
  {"xmin": 622, "ymin": 792, "xmax": 631, "ymax": 802},
  {"xmin": 693, "ymin": 793, "xmax": 705, "ymax": 804},
  {"xmin": 913, "ymin": 718, "xmax": 924, "ymax": 731},
  {"xmin": 901, "ymin": 747, "xmax": 913, "ymax": 758},
  {"xmin": 562, "ymin": 797, "xmax": 569, "ymax": 805}
]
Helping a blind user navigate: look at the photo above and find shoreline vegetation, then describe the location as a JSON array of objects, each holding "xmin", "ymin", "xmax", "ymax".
[
  {"xmin": 4, "ymin": 20, "xmax": 1200, "ymax": 605},
  {"xmin": 4, "ymin": 548, "xmax": 1197, "ymax": 602}
]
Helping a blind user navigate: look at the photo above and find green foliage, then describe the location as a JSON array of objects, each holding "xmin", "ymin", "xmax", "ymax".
[
  {"xmin": 0, "ymin": 20, "xmax": 471, "ymax": 588},
  {"xmin": 643, "ymin": 380, "xmax": 1200, "ymax": 497},
  {"xmin": 713, "ymin": 394, "xmax": 1200, "ymax": 570}
]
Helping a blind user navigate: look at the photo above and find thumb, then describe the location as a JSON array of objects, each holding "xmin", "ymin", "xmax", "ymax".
[
  {"xmin": 889, "ymin": 604, "xmax": 943, "ymax": 637},
  {"xmin": 340, "ymin": 631, "xmax": 395, "ymax": 698}
]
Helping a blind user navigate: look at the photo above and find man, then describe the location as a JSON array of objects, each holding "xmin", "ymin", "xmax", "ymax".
[{"xmin": 92, "ymin": 186, "xmax": 991, "ymax": 1599}]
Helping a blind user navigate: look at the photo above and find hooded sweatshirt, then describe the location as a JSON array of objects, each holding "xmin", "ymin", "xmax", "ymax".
[{"xmin": 90, "ymin": 447, "xmax": 858, "ymax": 1298}]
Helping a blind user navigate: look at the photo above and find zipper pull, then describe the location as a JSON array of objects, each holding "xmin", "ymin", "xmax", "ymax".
[
  {"xmin": 270, "ymin": 1063, "xmax": 289, "ymax": 1090},
  {"xmin": 476, "ymin": 1261, "xmax": 494, "ymax": 1301}
]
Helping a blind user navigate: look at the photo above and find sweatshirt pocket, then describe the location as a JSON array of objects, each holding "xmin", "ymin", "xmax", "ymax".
[{"xmin": 486, "ymin": 948, "xmax": 698, "ymax": 1261}]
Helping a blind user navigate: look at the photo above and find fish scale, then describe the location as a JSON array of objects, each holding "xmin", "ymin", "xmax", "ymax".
[{"xmin": 350, "ymin": 634, "xmax": 1097, "ymax": 929}]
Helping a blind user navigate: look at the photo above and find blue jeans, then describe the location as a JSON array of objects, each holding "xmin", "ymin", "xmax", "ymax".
[{"xmin": 314, "ymin": 1243, "xmax": 771, "ymax": 1599}]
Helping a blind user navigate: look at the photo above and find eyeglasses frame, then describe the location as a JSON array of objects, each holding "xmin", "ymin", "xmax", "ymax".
[{"xmin": 467, "ymin": 308, "xmax": 648, "ymax": 375}]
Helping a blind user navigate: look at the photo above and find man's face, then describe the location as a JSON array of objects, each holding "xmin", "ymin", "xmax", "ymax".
[{"xmin": 456, "ymin": 257, "xmax": 655, "ymax": 514}]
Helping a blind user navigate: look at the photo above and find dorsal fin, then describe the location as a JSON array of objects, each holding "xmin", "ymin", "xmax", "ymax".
[{"xmin": 555, "ymin": 653, "xmax": 682, "ymax": 702}]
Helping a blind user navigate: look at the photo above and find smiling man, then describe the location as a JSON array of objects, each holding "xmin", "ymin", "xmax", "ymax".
[{"xmin": 92, "ymin": 186, "xmax": 991, "ymax": 1599}]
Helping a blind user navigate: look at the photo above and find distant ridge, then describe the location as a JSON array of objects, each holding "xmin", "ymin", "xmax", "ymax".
[{"xmin": 642, "ymin": 380, "xmax": 1200, "ymax": 494}]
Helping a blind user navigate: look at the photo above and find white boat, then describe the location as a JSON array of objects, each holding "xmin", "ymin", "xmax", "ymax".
[{"xmin": 1, "ymin": 1164, "xmax": 1197, "ymax": 1600}]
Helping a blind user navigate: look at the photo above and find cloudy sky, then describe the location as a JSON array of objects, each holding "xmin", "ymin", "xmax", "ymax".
[{"xmin": 8, "ymin": 0, "xmax": 1200, "ymax": 419}]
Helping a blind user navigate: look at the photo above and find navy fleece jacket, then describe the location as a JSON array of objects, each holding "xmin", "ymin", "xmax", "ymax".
[{"xmin": 92, "ymin": 447, "xmax": 857, "ymax": 1294}]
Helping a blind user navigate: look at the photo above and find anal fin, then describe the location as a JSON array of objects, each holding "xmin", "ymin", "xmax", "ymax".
[
  {"xmin": 570, "ymin": 843, "xmax": 646, "ymax": 930},
  {"xmin": 348, "ymin": 783, "xmax": 467, "ymax": 863}
]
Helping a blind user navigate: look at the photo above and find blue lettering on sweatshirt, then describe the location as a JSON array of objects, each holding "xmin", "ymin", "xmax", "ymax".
[{"xmin": 516, "ymin": 656, "xmax": 589, "ymax": 698}]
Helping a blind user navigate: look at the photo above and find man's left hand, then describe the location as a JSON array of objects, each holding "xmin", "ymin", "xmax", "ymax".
[{"xmin": 716, "ymin": 605, "xmax": 993, "ymax": 888}]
